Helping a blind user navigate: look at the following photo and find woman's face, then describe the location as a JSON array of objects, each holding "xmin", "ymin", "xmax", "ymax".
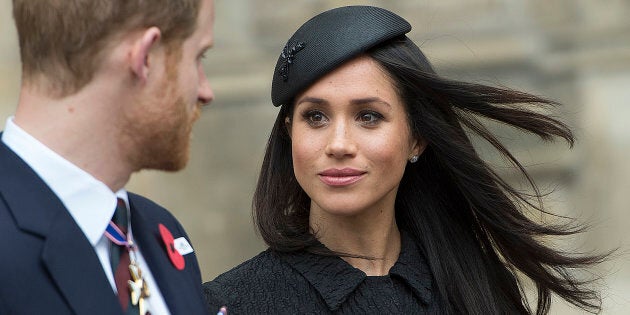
[{"xmin": 289, "ymin": 56, "xmax": 423, "ymax": 219}]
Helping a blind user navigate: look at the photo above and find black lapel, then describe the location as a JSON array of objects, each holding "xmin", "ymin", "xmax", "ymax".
[
  {"xmin": 41, "ymin": 212, "xmax": 123, "ymax": 315},
  {"xmin": 129, "ymin": 196, "xmax": 206, "ymax": 315},
  {"xmin": 0, "ymin": 140, "xmax": 122, "ymax": 315}
]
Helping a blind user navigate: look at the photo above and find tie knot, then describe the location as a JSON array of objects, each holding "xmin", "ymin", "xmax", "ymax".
[{"xmin": 112, "ymin": 198, "xmax": 128, "ymax": 234}]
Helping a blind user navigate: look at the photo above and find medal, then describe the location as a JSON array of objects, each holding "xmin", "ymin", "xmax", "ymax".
[
  {"xmin": 128, "ymin": 242, "xmax": 151, "ymax": 315},
  {"xmin": 106, "ymin": 223, "xmax": 151, "ymax": 314}
]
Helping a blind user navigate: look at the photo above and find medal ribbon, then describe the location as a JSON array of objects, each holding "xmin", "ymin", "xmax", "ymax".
[
  {"xmin": 105, "ymin": 221, "xmax": 133, "ymax": 248},
  {"xmin": 105, "ymin": 208, "xmax": 151, "ymax": 314}
]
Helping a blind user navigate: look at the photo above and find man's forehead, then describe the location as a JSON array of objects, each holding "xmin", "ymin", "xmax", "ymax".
[{"xmin": 192, "ymin": 0, "xmax": 214, "ymax": 46}]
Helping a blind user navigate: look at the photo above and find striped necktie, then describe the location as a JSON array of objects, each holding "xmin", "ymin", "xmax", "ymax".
[{"xmin": 109, "ymin": 198, "xmax": 140, "ymax": 314}]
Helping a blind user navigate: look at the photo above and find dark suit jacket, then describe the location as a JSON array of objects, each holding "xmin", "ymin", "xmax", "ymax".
[{"xmin": 0, "ymin": 138, "xmax": 208, "ymax": 315}]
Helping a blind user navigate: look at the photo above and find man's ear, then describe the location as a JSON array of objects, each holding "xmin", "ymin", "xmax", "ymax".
[{"xmin": 129, "ymin": 27, "xmax": 162, "ymax": 84}]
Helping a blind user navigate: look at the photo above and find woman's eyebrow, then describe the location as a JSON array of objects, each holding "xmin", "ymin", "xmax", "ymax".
[
  {"xmin": 349, "ymin": 97, "xmax": 392, "ymax": 109},
  {"xmin": 297, "ymin": 96, "xmax": 392, "ymax": 108},
  {"xmin": 296, "ymin": 97, "xmax": 327, "ymax": 106}
]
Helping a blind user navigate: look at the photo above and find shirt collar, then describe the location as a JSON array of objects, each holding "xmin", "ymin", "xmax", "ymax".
[
  {"xmin": 277, "ymin": 231, "xmax": 433, "ymax": 311},
  {"xmin": 389, "ymin": 231, "xmax": 433, "ymax": 303},
  {"xmin": 2, "ymin": 117, "xmax": 126, "ymax": 246}
]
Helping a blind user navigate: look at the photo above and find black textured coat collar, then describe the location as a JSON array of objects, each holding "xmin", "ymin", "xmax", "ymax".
[{"xmin": 277, "ymin": 231, "xmax": 433, "ymax": 311}]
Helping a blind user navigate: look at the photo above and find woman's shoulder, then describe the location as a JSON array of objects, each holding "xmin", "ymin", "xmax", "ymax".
[
  {"xmin": 203, "ymin": 249, "xmax": 310, "ymax": 298},
  {"xmin": 207, "ymin": 249, "xmax": 283, "ymax": 285},
  {"xmin": 203, "ymin": 250, "xmax": 277, "ymax": 310},
  {"xmin": 202, "ymin": 249, "xmax": 317, "ymax": 313}
]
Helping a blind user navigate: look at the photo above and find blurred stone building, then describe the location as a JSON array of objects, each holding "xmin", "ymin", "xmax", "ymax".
[{"xmin": 1, "ymin": 1, "xmax": 629, "ymax": 313}]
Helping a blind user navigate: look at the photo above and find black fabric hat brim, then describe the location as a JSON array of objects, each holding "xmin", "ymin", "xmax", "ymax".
[{"xmin": 271, "ymin": 6, "xmax": 411, "ymax": 107}]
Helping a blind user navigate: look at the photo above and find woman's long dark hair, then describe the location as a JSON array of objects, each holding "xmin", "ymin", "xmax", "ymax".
[{"xmin": 253, "ymin": 36, "xmax": 603, "ymax": 314}]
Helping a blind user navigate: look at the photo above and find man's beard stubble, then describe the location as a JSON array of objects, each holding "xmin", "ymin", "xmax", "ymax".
[
  {"xmin": 145, "ymin": 98, "xmax": 201, "ymax": 172},
  {"xmin": 122, "ymin": 63, "xmax": 202, "ymax": 173}
]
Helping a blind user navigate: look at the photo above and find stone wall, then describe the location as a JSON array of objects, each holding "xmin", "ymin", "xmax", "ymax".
[{"xmin": 2, "ymin": 1, "xmax": 629, "ymax": 313}]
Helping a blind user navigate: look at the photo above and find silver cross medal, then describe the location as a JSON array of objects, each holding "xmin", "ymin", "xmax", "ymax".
[{"xmin": 129, "ymin": 262, "xmax": 151, "ymax": 315}]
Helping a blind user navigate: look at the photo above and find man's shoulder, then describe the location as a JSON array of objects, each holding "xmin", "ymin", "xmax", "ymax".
[
  {"xmin": 127, "ymin": 192, "xmax": 164, "ymax": 209},
  {"xmin": 0, "ymin": 136, "xmax": 29, "ymax": 173},
  {"xmin": 127, "ymin": 192, "xmax": 177, "ymax": 221},
  {"xmin": 126, "ymin": 192, "xmax": 192, "ymax": 243}
]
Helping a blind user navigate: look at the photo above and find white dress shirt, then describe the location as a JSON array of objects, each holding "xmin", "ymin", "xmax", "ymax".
[{"xmin": 2, "ymin": 117, "xmax": 171, "ymax": 315}]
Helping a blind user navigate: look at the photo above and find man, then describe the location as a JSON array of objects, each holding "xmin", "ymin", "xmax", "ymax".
[{"xmin": 0, "ymin": 0, "xmax": 215, "ymax": 314}]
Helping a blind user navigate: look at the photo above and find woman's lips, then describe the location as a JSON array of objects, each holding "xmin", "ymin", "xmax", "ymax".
[{"xmin": 318, "ymin": 168, "xmax": 366, "ymax": 186}]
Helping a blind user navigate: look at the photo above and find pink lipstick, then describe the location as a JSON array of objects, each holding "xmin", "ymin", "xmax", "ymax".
[{"xmin": 318, "ymin": 168, "xmax": 366, "ymax": 187}]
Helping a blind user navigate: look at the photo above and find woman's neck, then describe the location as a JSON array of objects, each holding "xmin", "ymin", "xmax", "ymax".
[{"xmin": 310, "ymin": 206, "xmax": 401, "ymax": 276}]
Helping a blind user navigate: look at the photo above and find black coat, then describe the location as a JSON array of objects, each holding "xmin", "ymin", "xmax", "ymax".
[
  {"xmin": 0, "ymin": 139, "xmax": 208, "ymax": 315},
  {"xmin": 203, "ymin": 232, "xmax": 444, "ymax": 314}
]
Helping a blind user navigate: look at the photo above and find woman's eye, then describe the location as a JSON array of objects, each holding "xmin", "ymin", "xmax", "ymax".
[
  {"xmin": 358, "ymin": 111, "xmax": 383, "ymax": 125},
  {"xmin": 310, "ymin": 113, "xmax": 324, "ymax": 122},
  {"xmin": 303, "ymin": 110, "xmax": 328, "ymax": 126}
]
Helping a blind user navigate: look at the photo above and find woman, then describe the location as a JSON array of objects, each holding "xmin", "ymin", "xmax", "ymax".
[{"xmin": 203, "ymin": 6, "xmax": 602, "ymax": 314}]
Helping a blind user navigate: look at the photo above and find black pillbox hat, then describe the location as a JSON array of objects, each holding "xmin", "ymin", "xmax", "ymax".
[{"xmin": 271, "ymin": 6, "xmax": 411, "ymax": 107}]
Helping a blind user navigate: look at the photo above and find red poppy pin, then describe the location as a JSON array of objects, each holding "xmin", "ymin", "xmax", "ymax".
[{"xmin": 159, "ymin": 224, "xmax": 185, "ymax": 270}]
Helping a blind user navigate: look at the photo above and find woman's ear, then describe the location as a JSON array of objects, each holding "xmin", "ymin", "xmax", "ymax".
[
  {"xmin": 285, "ymin": 116, "xmax": 292, "ymax": 138},
  {"xmin": 411, "ymin": 136, "xmax": 428, "ymax": 158},
  {"xmin": 129, "ymin": 27, "xmax": 162, "ymax": 84}
]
